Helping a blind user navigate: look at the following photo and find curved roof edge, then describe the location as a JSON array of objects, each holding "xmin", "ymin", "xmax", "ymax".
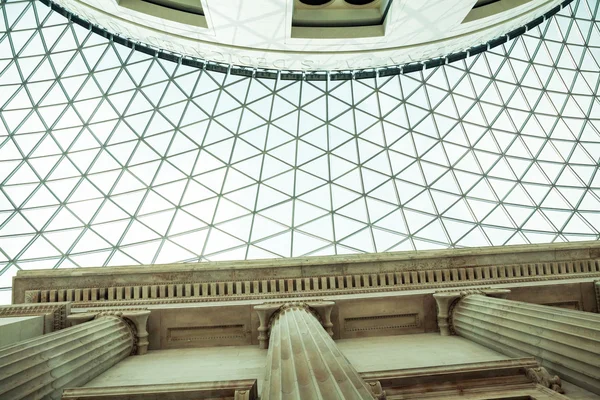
[{"xmin": 38, "ymin": 0, "xmax": 574, "ymax": 80}]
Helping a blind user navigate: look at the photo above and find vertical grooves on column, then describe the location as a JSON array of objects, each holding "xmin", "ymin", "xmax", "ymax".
[
  {"xmin": 295, "ymin": 309, "xmax": 340, "ymax": 399},
  {"xmin": 302, "ymin": 310, "xmax": 373, "ymax": 399},
  {"xmin": 44, "ymin": 338, "xmax": 132, "ymax": 399},
  {"xmin": 452, "ymin": 295, "xmax": 600, "ymax": 394},
  {"xmin": 262, "ymin": 306, "xmax": 373, "ymax": 400},
  {"xmin": 263, "ymin": 312, "xmax": 278, "ymax": 400},
  {"xmin": 282, "ymin": 308, "xmax": 302, "ymax": 399},
  {"xmin": 0, "ymin": 316, "xmax": 134, "ymax": 400}
]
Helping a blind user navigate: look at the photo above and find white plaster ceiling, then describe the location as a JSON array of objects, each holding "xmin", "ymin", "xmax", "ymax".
[{"xmin": 49, "ymin": 0, "xmax": 564, "ymax": 70}]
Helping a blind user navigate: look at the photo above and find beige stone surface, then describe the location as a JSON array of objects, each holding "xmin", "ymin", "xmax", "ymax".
[
  {"xmin": 337, "ymin": 333, "xmax": 509, "ymax": 372},
  {"xmin": 85, "ymin": 333, "xmax": 509, "ymax": 396},
  {"xmin": 58, "ymin": 277, "xmax": 597, "ymax": 353},
  {"xmin": 63, "ymin": 380, "xmax": 258, "ymax": 399},
  {"xmin": 13, "ymin": 240, "xmax": 600, "ymax": 305},
  {"xmin": 562, "ymin": 381, "xmax": 600, "ymax": 400},
  {"xmin": 85, "ymin": 346, "xmax": 267, "ymax": 390},
  {"xmin": 0, "ymin": 302, "xmax": 70, "ymax": 333},
  {"xmin": 0, "ymin": 315, "xmax": 43, "ymax": 347}
]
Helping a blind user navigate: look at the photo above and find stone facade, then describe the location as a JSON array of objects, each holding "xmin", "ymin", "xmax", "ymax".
[{"xmin": 2, "ymin": 241, "xmax": 600, "ymax": 399}]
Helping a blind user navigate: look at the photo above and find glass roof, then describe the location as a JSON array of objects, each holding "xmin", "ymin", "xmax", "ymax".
[{"xmin": 1, "ymin": 0, "xmax": 600, "ymax": 303}]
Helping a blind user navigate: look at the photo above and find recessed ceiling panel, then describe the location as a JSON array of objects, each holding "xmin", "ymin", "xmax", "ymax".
[{"xmin": 40, "ymin": 0, "xmax": 567, "ymax": 70}]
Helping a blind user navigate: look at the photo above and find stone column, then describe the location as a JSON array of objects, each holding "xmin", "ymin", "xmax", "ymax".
[
  {"xmin": 255, "ymin": 302, "xmax": 379, "ymax": 400},
  {"xmin": 0, "ymin": 310, "xmax": 150, "ymax": 400},
  {"xmin": 434, "ymin": 290, "xmax": 600, "ymax": 395}
]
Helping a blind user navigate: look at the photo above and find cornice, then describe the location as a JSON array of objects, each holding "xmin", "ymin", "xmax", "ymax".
[
  {"xmin": 254, "ymin": 301, "xmax": 335, "ymax": 349},
  {"xmin": 15, "ymin": 241, "xmax": 600, "ymax": 279},
  {"xmin": 16, "ymin": 260, "xmax": 600, "ymax": 307}
]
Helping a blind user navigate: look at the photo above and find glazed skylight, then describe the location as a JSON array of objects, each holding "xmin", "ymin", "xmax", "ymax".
[{"xmin": 1, "ymin": 0, "xmax": 600, "ymax": 303}]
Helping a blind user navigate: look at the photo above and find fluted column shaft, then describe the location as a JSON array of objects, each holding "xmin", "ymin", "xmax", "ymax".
[
  {"xmin": 0, "ymin": 315, "xmax": 134, "ymax": 400},
  {"xmin": 261, "ymin": 304, "xmax": 375, "ymax": 400},
  {"xmin": 451, "ymin": 294, "xmax": 600, "ymax": 395}
]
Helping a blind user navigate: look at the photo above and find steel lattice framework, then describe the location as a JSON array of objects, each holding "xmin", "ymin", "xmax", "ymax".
[{"xmin": 1, "ymin": 0, "xmax": 600, "ymax": 303}]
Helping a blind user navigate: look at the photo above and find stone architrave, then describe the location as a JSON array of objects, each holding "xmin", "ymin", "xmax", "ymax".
[
  {"xmin": 0, "ymin": 310, "xmax": 150, "ymax": 400},
  {"xmin": 255, "ymin": 302, "xmax": 380, "ymax": 400},
  {"xmin": 434, "ymin": 289, "xmax": 600, "ymax": 395},
  {"xmin": 0, "ymin": 302, "xmax": 71, "ymax": 333}
]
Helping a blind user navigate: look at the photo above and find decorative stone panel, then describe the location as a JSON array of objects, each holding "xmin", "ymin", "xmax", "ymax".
[
  {"xmin": 0, "ymin": 302, "xmax": 70, "ymax": 333},
  {"xmin": 18, "ymin": 258, "xmax": 600, "ymax": 307}
]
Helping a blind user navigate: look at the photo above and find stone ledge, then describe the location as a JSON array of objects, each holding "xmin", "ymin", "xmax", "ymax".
[
  {"xmin": 12, "ymin": 241, "xmax": 600, "ymax": 305},
  {"xmin": 360, "ymin": 358, "xmax": 568, "ymax": 399},
  {"xmin": 360, "ymin": 357, "xmax": 540, "ymax": 382},
  {"xmin": 61, "ymin": 380, "xmax": 258, "ymax": 399},
  {"xmin": 16, "ymin": 241, "xmax": 600, "ymax": 278}
]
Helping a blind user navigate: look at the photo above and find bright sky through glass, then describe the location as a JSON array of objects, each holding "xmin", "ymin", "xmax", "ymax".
[{"xmin": 0, "ymin": 0, "xmax": 599, "ymax": 303}]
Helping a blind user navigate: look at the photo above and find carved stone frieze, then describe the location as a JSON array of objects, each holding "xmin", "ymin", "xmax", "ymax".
[
  {"xmin": 0, "ymin": 302, "xmax": 71, "ymax": 333},
  {"xmin": 19, "ymin": 270, "xmax": 600, "ymax": 309},
  {"xmin": 14, "ymin": 248, "xmax": 600, "ymax": 308}
]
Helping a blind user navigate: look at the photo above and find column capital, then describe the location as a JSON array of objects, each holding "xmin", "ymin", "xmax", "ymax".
[
  {"xmin": 433, "ymin": 288, "xmax": 510, "ymax": 336},
  {"xmin": 254, "ymin": 301, "xmax": 335, "ymax": 349},
  {"xmin": 67, "ymin": 310, "xmax": 151, "ymax": 355},
  {"xmin": 259, "ymin": 301, "xmax": 373, "ymax": 399}
]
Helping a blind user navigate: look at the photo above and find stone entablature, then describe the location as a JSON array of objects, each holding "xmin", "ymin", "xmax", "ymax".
[
  {"xmin": 12, "ymin": 241, "xmax": 600, "ymax": 307},
  {"xmin": 0, "ymin": 302, "xmax": 71, "ymax": 333}
]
